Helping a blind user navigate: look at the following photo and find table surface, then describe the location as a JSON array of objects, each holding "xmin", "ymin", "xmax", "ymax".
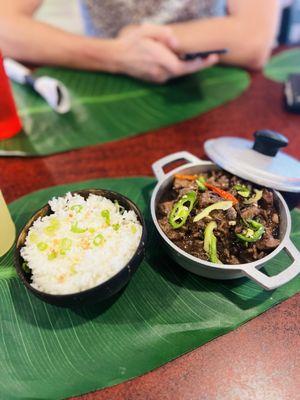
[{"xmin": 1, "ymin": 56, "xmax": 300, "ymax": 400}]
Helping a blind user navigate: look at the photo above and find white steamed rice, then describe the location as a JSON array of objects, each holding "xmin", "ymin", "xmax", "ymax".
[{"xmin": 21, "ymin": 192, "xmax": 142, "ymax": 295}]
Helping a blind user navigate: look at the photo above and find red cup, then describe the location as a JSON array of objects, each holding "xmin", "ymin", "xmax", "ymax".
[{"xmin": 0, "ymin": 54, "xmax": 22, "ymax": 140}]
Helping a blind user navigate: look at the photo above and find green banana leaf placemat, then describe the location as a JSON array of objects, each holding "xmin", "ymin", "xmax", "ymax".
[
  {"xmin": 0, "ymin": 66, "xmax": 249, "ymax": 156},
  {"xmin": 1, "ymin": 177, "xmax": 299, "ymax": 400},
  {"xmin": 264, "ymin": 48, "xmax": 300, "ymax": 82}
]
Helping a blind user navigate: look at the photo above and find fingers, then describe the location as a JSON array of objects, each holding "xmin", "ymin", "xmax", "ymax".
[
  {"xmin": 179, "ymin": 54, "xmax": 219, "ymax": 75},
  {"xmin": 147, "ymin": 50, "xmax": 219, "ymax": 83},
  {"xmin": 153, "ymin": 42, "xmax": 219, "ymax": 81},
  {"xmin": 138, "ymin": 23, "xmax": 179, "ymax": 51}
]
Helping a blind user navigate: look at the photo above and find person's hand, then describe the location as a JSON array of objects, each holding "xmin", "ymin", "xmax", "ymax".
[{"xmin": 113, "ymin": 24, "xmax": 218, "ymax": 83}]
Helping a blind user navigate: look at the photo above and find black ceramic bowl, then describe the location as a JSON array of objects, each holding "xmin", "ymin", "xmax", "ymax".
[{"xmin": 14, "ymin": 189, "xmax": 147, "ymax": 308}]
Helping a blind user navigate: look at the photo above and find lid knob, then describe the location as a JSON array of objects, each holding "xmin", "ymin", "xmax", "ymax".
[{"xmin": 253, "ymin": 130, "xmax": 289, "ymax": 157}]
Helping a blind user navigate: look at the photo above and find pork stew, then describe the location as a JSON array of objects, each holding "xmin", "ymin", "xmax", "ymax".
[{"xmin": 157, "ymin": 170, "xmax": 280, "ymax": 265}]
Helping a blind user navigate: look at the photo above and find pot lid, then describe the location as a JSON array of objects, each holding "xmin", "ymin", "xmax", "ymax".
[{"xmin": 204, "ymin": 130, "xmax": 300, "ymax": 193}]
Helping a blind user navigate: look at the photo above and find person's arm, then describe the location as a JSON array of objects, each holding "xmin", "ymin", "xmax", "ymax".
[
  {"xmin": 168, "ymin": 0, "xmax": 280, "ymax": 69},
  {"xmin": 0, "ymin": 0, "xmax": 125, "ymax": 71},
  {"xmin": 0, "ymin": 0, "xmax": 218, "ymax": 82}
]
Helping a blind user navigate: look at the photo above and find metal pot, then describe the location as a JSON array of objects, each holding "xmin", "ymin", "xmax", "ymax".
[{"xmin": 150, "ymin": 151, "xmax": 300, "ymax": 290}]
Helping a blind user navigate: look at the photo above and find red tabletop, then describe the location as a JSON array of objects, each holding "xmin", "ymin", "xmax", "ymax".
[{"xmin": 0, "ymin": 57, "xmax": 299, "ymax": 400}]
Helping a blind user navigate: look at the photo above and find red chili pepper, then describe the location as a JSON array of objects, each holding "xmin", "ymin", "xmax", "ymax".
[{"xmin": 204, "ymin": 183, "xmax": 239, "ymax": 205}]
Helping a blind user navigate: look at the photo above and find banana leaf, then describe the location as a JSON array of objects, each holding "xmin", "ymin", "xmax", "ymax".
[
  {"xmin": 0, "ymin": 66, "xmax": 249, "ymax": 156},
  {"xmin": 1, "ymin": 177, "xmax": 299, "ymax": 400},
  {"xmin": 264, "ymin": 48, "xmax": 300, "ymax": 82}
]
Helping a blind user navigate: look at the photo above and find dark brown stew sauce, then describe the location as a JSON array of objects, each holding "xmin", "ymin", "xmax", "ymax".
[{"xmin": 157, "ymin": 170, "xmax": 280, "ymax": 264}]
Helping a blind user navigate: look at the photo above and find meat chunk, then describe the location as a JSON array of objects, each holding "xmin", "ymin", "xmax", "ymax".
[
  {"xmin": 240, "ymin": 205, "xmax": 260, "ymax": 220},
  {"xmin": 157, "ymin": 201, "xmax": 173, "ymax": 217},
  {"xmin": 257, "ymin": 234, "xmax": 280, "ymax": 250},
  {"xmin": 261, "ymin": 189, "xmax": 274, "ymax": 208},
  {"xmin": 207, "ymin": 173, "xmax": 229, "ymax": 189},
  {"xmin": 229, "ymin": 255, "xmax": 240, "ymax": 264},
  {"xmin": 173, "ymin": 178, "xmax": 197, "ymax": 192},
  {"xmin": 226, "ymin": 207, "xmax": 237, "ymax": 221},
  {"xmin": 198, "ymin": 191, "xmax": 223, "ymax": 208},
  {"xmin": 158, "ymin": 217, "xmax": 186, "ymax": 241},
  {"xmin": 272, "ymin": 213, "xmax": 279, "ymax": 224}
]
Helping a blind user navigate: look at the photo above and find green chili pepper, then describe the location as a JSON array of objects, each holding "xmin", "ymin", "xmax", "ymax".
[
  {"xmin": 71, "ymin": 204, "xmax": 83, "ymax": 213},
  {"xmin": 233, "ymin": 184, "xmax": 250, "ymax": 198},
  {"xmin": 204, "ymin": 221, "xmax": 217, "ymax": 253},
  {"xmin": 101, "ymin": 209, "xmax": 111, "ymax": 225},
  {"xmin": 169, "ymin": 191, "xmax": 197, "ymax": 229},
  {"xmin": 71, "ymin": 222, "xmax": 87, "ymax": 234},
  {"xmin": 210, "ymin": 235, "xmax": 221, "ymax": 264},
  {"xmin": 236, "ymin": 219, "xmax": 265, "ymax": 243},
  {"xmin": 196, "ymin": 176, "xmax": 207, "ymax": 192},
  {"xmin": 194, "ymin": 201, "xmax": 232, "ymax": 222},
  {"xmin": 93, "ymin": 233, "xmax": 105, "ymax": 247},
  {"xmin": 244, "ymin": 189, "xmax": 263, "ymax": 205},
  {"xmin": 203, "ymin": 221, "xmax": 222, "ymax": 263}
]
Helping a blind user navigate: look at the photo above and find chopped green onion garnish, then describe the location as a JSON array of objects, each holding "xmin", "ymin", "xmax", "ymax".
[
  {"xmin": 113, "ymin": 223, "xmax": 120, "ymax": 231},
  {"xmin": 48, "ymin": 251, "xmax": 57, "ymax": 261},
  {"xmin": 37, "ymin": 242, "xmax": 48, "ymax": 251},
  {"xmin": 44, "ymin": 218, "xmax": 60, "ymax": 236},
  {"xmin": 71, "ymin": 222, "xmax": 87, "ymax": 234},
  {"xmin": 60, "ymin": 238, "xmax": 72, "ymax": 255},
  {"xmin": 101, "ymin": 209, "xmax": 110, "ymax": 225},
  {"xmin": 131, "ymin": 225, "xmax": 137, "ymax": 234},
  {"xmin": 70, "ymin": 205, "xmax": 83, "ymax": 213},
  {"xmin": 29, "ymin": 232, "xmax": 38, "ymax": 243},
  {"xmin": 93, "ymin": 233, "xmax": 105, "ymax": 247}
]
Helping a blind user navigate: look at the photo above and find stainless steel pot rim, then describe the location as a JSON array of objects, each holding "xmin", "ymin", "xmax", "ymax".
[{"xmin": 150, "ymin": 161, "xmax": 291, "ymax": 272}]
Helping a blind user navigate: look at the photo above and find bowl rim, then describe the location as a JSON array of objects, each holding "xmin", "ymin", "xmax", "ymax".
[
  {"xmin": 150, "ymin": 161, "xmax": 291, "ymax": 272},
  {"xmin": 14, "ymin": 188, "xmax": 147, "ymax": 299}
]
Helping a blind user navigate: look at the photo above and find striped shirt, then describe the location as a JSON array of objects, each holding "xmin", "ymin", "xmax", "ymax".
[{"xmin": 80, "ymin": 0, "xmax": 226, "ymax": 37}]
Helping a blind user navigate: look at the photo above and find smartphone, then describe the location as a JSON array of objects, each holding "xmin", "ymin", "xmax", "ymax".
[
  {"xmin": 284, "ymin": 74, "xmax": 300, "ymax": 113},
  {"xmin": 181, "ymin": 49, "xmax": 228, "ymax": 61}
]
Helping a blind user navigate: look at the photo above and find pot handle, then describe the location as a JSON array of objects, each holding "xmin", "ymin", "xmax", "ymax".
[
  {"xmin": 244, "ymin": 239, "xmax": 300, "ymax": 290},
  {"xmin": 152, "ymin": 151, "xmax": 206, "ymax": 182}
]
